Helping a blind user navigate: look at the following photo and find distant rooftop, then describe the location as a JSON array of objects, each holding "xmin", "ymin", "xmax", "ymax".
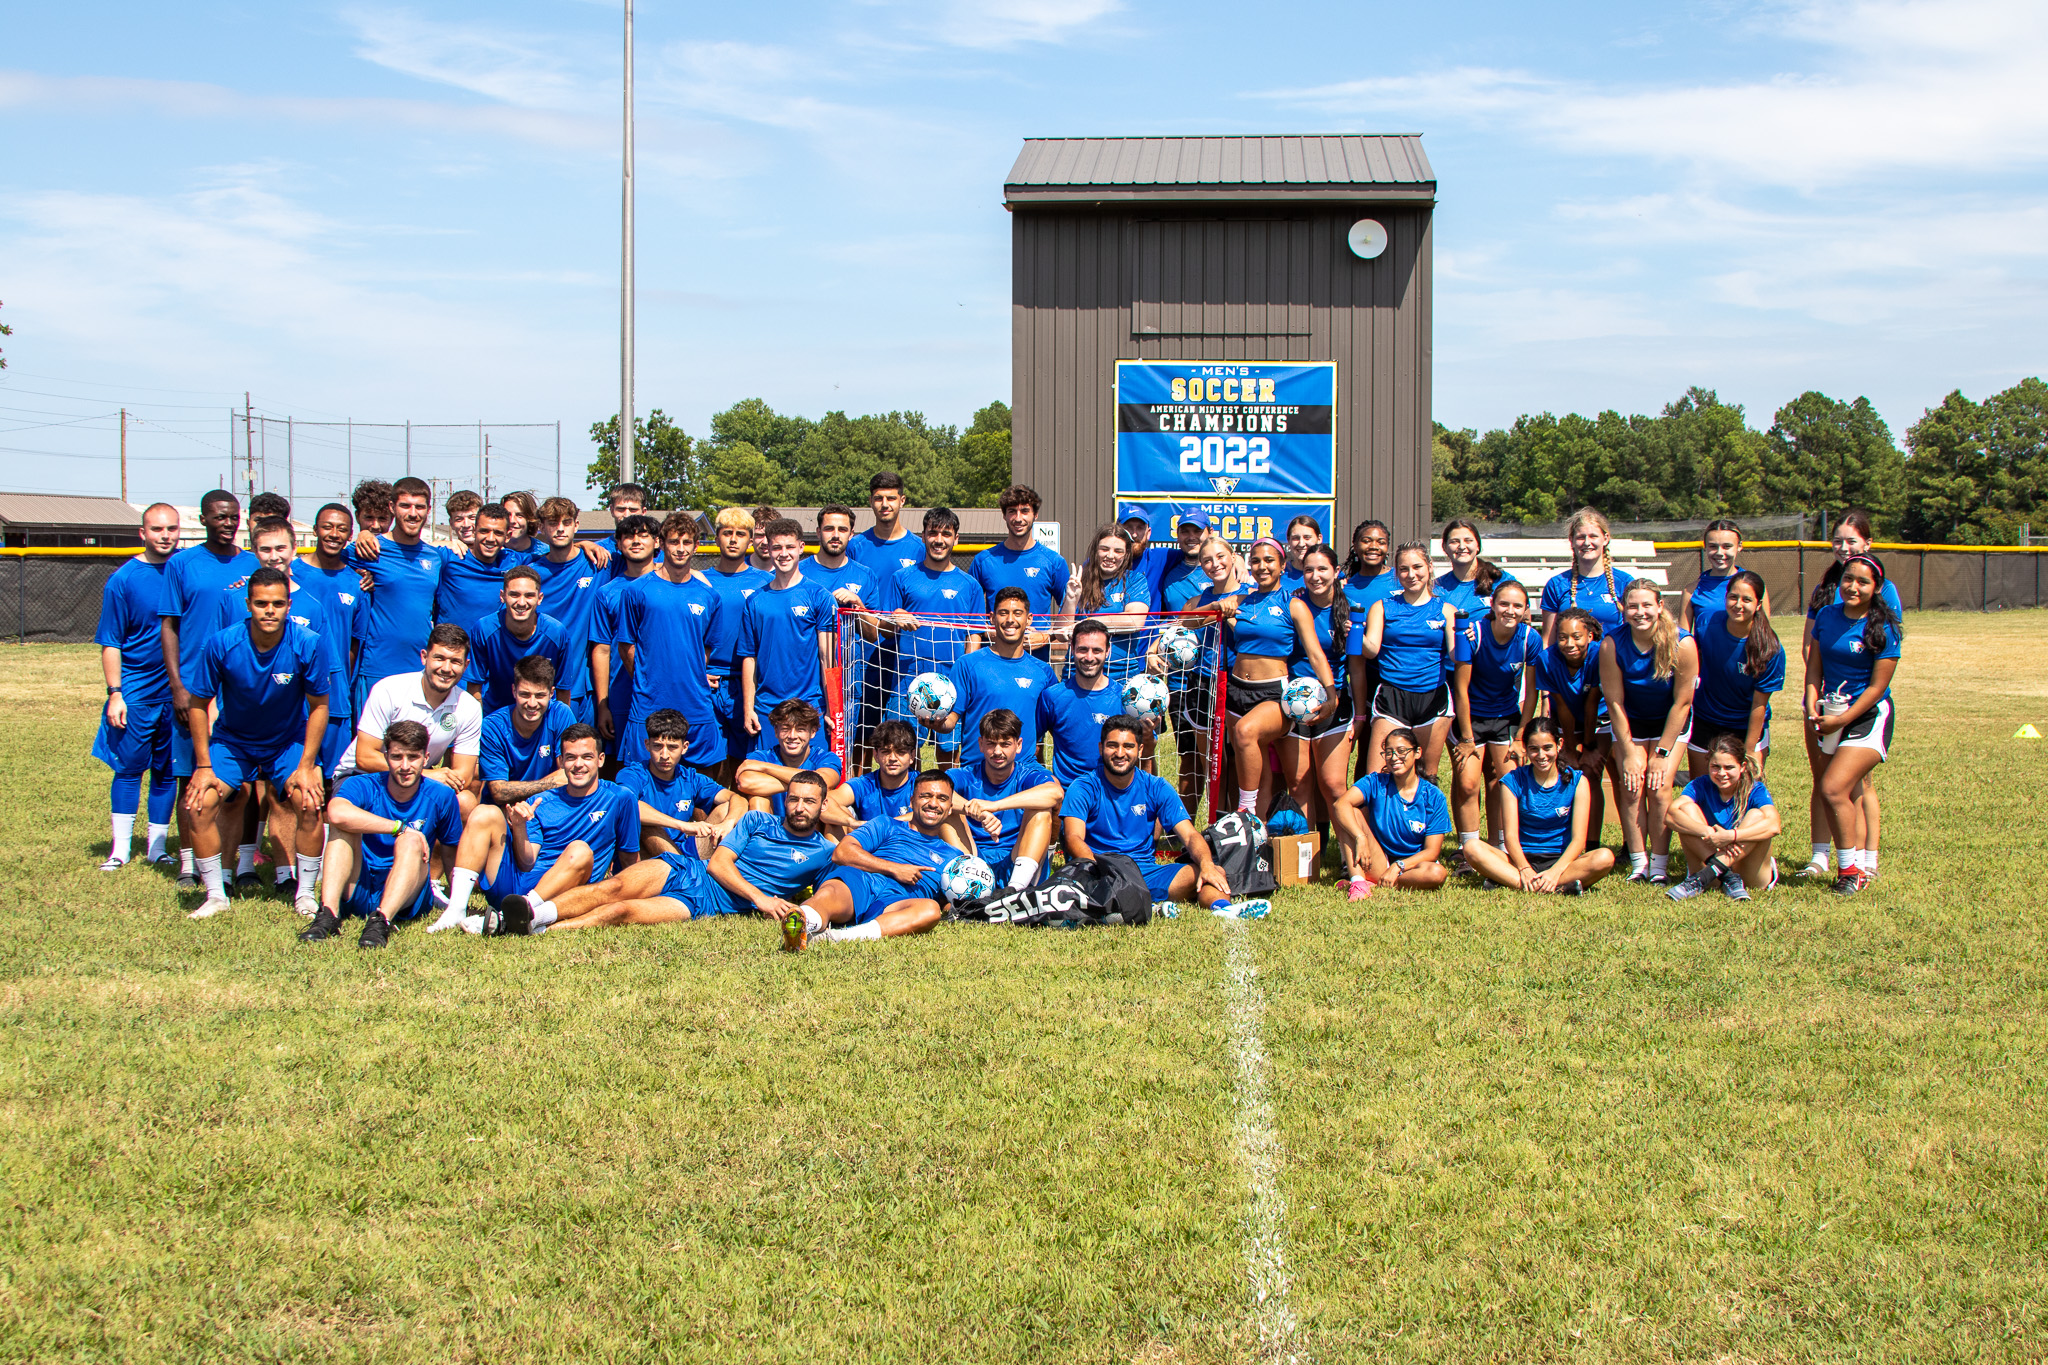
[{"xmin": 1004, "ymin": 136, "xmax": 1435, "ymax": 205}]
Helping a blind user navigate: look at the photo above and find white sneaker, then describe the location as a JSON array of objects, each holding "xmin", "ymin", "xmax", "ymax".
[
  {"xmin": 98, "ymin": 855, "xmax": 128, "ymax": 872},
  {"xmin": 188, "ymin": 896, "xmax": 231, "ymax": 920}
]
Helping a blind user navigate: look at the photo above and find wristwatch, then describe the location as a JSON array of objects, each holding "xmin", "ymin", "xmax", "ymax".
[{"xmin": 1654, "ymin": 746, "xmax": 1671, "ymax": 759}]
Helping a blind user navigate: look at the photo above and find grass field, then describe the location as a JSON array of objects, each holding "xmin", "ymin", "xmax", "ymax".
[{"xmin": 2, "ymin": 613, "xmax": 2044, "ymax": 1363}]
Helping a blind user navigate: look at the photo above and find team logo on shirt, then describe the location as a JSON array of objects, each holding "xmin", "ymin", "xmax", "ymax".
[
  {"xmin": 941, "ymin": 589, "xmax": 958, "ymax": 600},
  {"xmin": 539, "ymin": 744, "xmax": 552, "ymax": 757},
  {"xmin": 794, "ymin": 604, "xmax": 810, "ymax": 617},
  {"xmin": 1090, "ymin": 711, "xmax": 1109, "ymax": 724},
  {"xmin": 790, "ymin": 849, "xmax": 808, "ymax": 863},
  {"xmin": 272, "ymin": 671, "xmax": 294, "ymax": 684},
  {"xmin": 1015, "ymin": 678, "xmax": 1032, "ymax": 688},
  {"xmin": 588, "ymin": 808, "xmax": 609, "ymax": 825},
  {"xmin": 1408, "ymin": 818, "xmax": 1426, "ymax": 833},
  {"xmin": 742, "ymin": 589, "xmax": 757, "ymax": 599},
  {"xmin": 577, "ymin": 576, "xmax": 592, "ymax": 589},
  {"xmin": 436, "ymin": 713, "xmax": 455, "ymax": 731},
  {"xmin": 689, "ymin": 603, "xmax": 704, "ymax": 614},
  {"xmin": 1132, "ymin": 803, "xmax": 1147, "ymax": 816},
  {"xmin": 339, "ymin": 592, "xmax": 355, "ymax": 606},
  {"xmin": 1025, "ymin": 567, "xmax": 1039, "ymax": 577},
  {"xmin": 1848, "ymin": 639, "xmax": 1865, "ymax": 653}
]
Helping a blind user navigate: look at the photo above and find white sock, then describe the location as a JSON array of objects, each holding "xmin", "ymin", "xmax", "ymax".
[
  {"xmin": 530, "ymin": 900, "xmax": 558, "ymax": 930},
  {"xmin": 180, "ymin": 846, "xmax": 195, "ymax": 876},
  {"xmin": 447, "ymin": 868, "xmax": 478, "ymax": 911},
  {"xmin": 1459, "ymin": 831, "xmax": 1478, "ymax": 848},
  {"xmin": 1810, "ymin": 842, "xmax": 1832, "ymax": 869},
  {"xmin": 146, "ymin": 823, "xmax": 170, "ymax": 862},
  {"xmin": 108, "ymin": 814, "xmax": 136, "ymax": 863},
  {"xmin": 236, "ymin": 843, "xmax": 256, "ymax": 877},
  {"xmin": 295, "ymin": 854, "xmax": 322, "ymax": 893},
  {"xmin": 1650, "ymin": 854, "xmax": 1669, "ymax": 878},
  {"xmin": 801, "ymin": 905, "xmax": 826, "ymax": 932},
  {"xmin": 196, "ymin": 854, "xmax": 225, "ymax": 900},
  {"xmin": 1865, "ymin": 850, "xmax": 1878, "ymax": 873},
  {"xmin": 275, "ymin": 862, "xmax": 294, "ymax": 885},
  {"xmin": 823, "ymin": 922, "xmax": 882, "ymax": 942},
  {"xmin": 1629, "ymin": 851, "xmax": 1649, "ymax": 874},
  {"xmin": 1237, "ymin": 788, "xmax": 1258, "ymax": 813},
  {"xmin": 1007, "ymin": 856, "xmax": 1039, "ymax": 889},
  {"xmin": 1845, "ymin": 848, "xmax": 1867, "ymax": 873}
]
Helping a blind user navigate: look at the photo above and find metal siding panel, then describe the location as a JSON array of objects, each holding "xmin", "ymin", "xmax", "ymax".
[
  {"xmin": 1412, "ymin": 209, "xmax": 1434, "ymax": 538},
  {"xmin": 1223, "ymin": 220, "xmax": 1247, "ymax": 337}
]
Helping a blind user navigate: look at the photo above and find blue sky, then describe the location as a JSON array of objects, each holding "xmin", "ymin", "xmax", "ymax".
[{"xmin": 4, "ymin": 0, "xmax": 2044, "ymax": 506}]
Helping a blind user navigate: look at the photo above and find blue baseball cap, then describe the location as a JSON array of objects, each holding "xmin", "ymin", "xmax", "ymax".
[{"xmin": 1175, "ymin": 511, "xmax": 1212, "ymax": 532}]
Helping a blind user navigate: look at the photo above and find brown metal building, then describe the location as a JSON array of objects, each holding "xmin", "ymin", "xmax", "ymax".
[{"xmin": 1005, "ymin": 134, "xmax": 1436, "ymax": 545}]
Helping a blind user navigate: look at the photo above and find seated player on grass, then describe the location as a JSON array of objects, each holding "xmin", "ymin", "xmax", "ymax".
[
  {"xmin": 1059, "ymin": 716, "xmax": 1236, "ymax": 913},
  {"xmin": 945, "ymin": 708, "xmax": 1060, "ymax": 890},
  {"xmin": 1461, "ymin": 717, "xmax": 1615, "ymax": 896},
  {"xmin": 464, "ymin": 565, "xmax": 571, "ymax": 713},
  {"xmin": 335, "ymin": 625, "xmax": 482, "ymax": 818},
  {"xmin": 617, "ymin": 708, "xmax": 738, "ymax": 860},
  {"xmin": 1664, "ymin": 732, "xmax": 1783, "ymax": 902},
  {"xmin": 182, "ymin": 567, "xmax": 331, "ymax": 920},
  {"xmin": 1332, "ymin": 725, "xmax": 1453, "ymax": 891},
  {"xmin": 827, "ymin": 718, "xmax": 920, "ymax": 830},
  {"xmin": 299, "ymin": 720, "xmax": 467, "ymax": 948},
  {"xmin": 501, "ymin": 770, "xmax": 839, "ymax": 933},
  {"xmin": 734, "ymin": 699, "xmax": 844, "ymax": 811},
  {"xmin": 781, "ymin": 769, "xmax": 974, "ymax": 950},
  {"xmin": 445, "ymin": 725, "xmax": 639, "ymax": 936},
  {"xmin": 476, "ymin": 656, "xmax": 576, "ymax": 805}
]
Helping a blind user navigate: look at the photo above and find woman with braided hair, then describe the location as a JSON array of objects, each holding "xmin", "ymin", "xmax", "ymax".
[{"xmin": 1541, "ymin": 507, "xmax": 1633, "ymax": 644}]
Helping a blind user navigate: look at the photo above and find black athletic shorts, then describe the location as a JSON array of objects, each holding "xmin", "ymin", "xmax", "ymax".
[
  {"xmin": 1689, "ymin": 716, "xmax": 1770, "ymax": 755},
  {"xmin": 1468, "ymin": 713, "xmax": 1518, "ymax": 746},
  {"xmin": 1371, "ymin": 681, "xmax": 1452, "ymax": 728},
  {"xmin": 1290, "ymin": 684, "xmax": 1355, "ymax": 742},
  {"xmin": 1225, "ymin": 675, "xmax": 1285, "ymax": 720}
]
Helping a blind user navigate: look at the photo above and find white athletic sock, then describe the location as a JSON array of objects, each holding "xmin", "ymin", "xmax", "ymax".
[
  {"xmin": 1845, "ymin": 848, "xmax": 1867, "ymax": 873},
  {"xmin": 145, "ymin": 823, "xmax": 170, "ymax": 862},
  {"xmin": 235, "ymin": 843, "xmax": 257, "ymax": 877},
  {"xmin": 1629, "ymin": 850, "xmax": 1649, "ymax": 875},
  {"xmin": 1007, "ymin": 856, "xmax": 1040, "ymax": 889},
  {"xmin": 196, "ymin": 854, "xmax": 226, "ymax": 900},
  {"xmin": 180, "ymin": 846, "xmax": 195, "ymax": 876},
  {"xmin": 1650, "ymin": 854, "xmax": 1669, "ymax": 879},
  {"xmin": 530, "ymin": 900, "xmax": 558, "ymax": 930},
  {"xmin": 108, "ymin": 814, "xmax": 135, "ymax": 863},
  {"xmin": 275, "ymin": 861, "xmax": 294, "ymax": 885},
  {"xmin": 1237, "ymin": 788, "xmax": 1258, "ymax": 813},
  {"xmin": 1810, "ymin": 842, "xmax": 1832, "ymax": 869},
  {"xmin": 447, "ymin": 868, "xmax": 478, "ymax": 912},
  {"xmin": 823, "ymin": 922, "xmax": 883, "ymax": 942},
  {"xmin": 295, "ymin": 854, "xmax": 322, "ymax": 892},
  {"xmin": 1459, "ymin": 831, "xmax": 1478, "ymax": 847},
  {"xmin": 1865, "ymin": 850, "xmax": 1879, "ymax": 873}
]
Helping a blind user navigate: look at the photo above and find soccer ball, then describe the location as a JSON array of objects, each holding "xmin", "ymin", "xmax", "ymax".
[
  {"xmin": 906, "ymin": 671, "xmax": 956, "ymax": 722},
  {"xmin": 1157, "ymin": 624, "xmax": 1203, "ymax": 669},
  {"xmin": 940, "ymin": 854, "xmax": 996, "ymax": 903},
  {"xmin": 1280, "ymin": 676, "xmax": 1327, "ymax": 722},
  {"xmin": 1122, "ymin": 673, "xmax": 1170, "ymax": 720}
]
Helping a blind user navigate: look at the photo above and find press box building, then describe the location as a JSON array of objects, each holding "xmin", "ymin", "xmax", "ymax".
[{"xmin": 1004, "ymin": 135, "xmax": 1436, "ymax": 550}]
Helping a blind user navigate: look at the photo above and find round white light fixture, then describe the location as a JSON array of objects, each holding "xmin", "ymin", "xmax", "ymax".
[{"xmin": 1347, "ymin": 218, "xmax": 1388, "ymax": 260}]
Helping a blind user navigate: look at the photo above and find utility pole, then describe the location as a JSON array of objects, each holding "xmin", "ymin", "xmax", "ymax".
[
  {"xmin": 119, "ymin": 408, "xmax": 128, "ymax": 503},
  {"xmin": 244, "ymin": 392, "xmax": 255, "ymax": 504},
  {"xmin": 287, "ymin": 415, "xmax": 295, "ymax": 509},
  {"xmin": 405, "ymin": 419, "xmax": 412, "ymax": 478},
  {"xmin": 620, "ymin": 0, "xmax": 636, "ymax": 487},
  {"xmin": 477, "ymin": 420, "xmax": 484, "ymax": 492},
  {"xmin": 484, "ymin": 436, "xmax": 491, "ymax": 501},
  {"xmin": 555, "ymin": 421, "xmax": 562, "ymax": 497},
  {"xmin": 346, "ymin": 418, "xmax": 353, "ymax": 496}
]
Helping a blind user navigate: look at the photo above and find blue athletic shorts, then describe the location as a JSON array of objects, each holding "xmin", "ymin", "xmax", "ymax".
[
  {"xmin": 340, "ymin": 869, "xmax": 433, "ymax": 921},
  {"xmin": 480, "ymin": 851, "xmax": 546, "ymax": 908},
  {"xmin": 1141, "ymin": 857, "xmax": 1187, "ymax": 900},
  {"xmin": 92, "ymin": 701, "xmax": 173, "ymax": 778},
  {"xmin": 817, "ymin": 867, "xmax": 922, "ymax": 925},
  {"xmin": 318, "ymin": 715, "xmax": 355, "ymax": 777},
  {"xmin": 656, "ymin": 851, "xmax": 730, "ymax": 916},
  {"xmin": 209, "ymin": 739, "xmax": 306, "ymax": 793},
  {"xmin": 172, "ymin": 712, "xmax": 197, "ymax": 778},
  {"xmin": 985, "ymin": 851, "xmax": 1039, "ymax": 889}
]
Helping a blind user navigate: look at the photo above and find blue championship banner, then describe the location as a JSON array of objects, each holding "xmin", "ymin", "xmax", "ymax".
[
  {"xmin": 1117, "ymin": 498, "xmax": 1333, "ymax": 549},
  {"xmin": 1114, "ymin": 361, "xmax": 1336, "ymax": 500}
]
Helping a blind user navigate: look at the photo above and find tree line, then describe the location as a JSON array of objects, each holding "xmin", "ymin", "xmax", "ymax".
[
  {"xmin": 1431, "ymin": 378, "xmax": 2046, "ymax": 544},
  {"xmin": 587, "ymin": 399, "xmax": 1011, "ymax": 515},
  {"xmin": 583, "ymin": 376, "xmax": 2044, "ymax": 545}
]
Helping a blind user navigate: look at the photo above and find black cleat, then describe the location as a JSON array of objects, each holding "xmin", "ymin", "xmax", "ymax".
[
  {"xmin": 233, "ymin": 870, "xmax": 264, "ymax": 897},
  {"xmin": 273, "ymin": 876, "xmax": 298, "ymax": 905},
  {"xmin": 490, "ymin": 894, "xmax": 533, "ymax": 937},
  {"xmin": 298, "ymin": 907, "xmax": 342, "ymax": 942},
  {"xmin": 1556, "ymin": 879, "xmax": 1584, "ymax": 896},
  {"xmin": 358, "ymin": 913, "xmax": 392, "ymax": 949},
  {"xmin": 175, "ymin": 870, "xmax": 199, "ymax": 892}
]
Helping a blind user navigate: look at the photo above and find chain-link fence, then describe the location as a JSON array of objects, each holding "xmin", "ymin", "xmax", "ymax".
[{"xmin": 1657, "ymin": 543, "xmax": 2048, "ymax": 613}]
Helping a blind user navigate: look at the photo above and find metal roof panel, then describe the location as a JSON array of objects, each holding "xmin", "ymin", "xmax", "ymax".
[{"xmin": 1004, "ymin": 136, "xmax": 1433, "ymax": 200}]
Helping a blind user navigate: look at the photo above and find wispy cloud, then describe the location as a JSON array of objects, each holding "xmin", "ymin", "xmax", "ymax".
[{"xmin": 344, "ymin": 6, "xmax": 601, "ymax": 111}]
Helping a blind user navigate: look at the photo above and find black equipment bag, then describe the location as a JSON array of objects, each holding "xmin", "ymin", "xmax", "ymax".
[
  {"xmin": 950, "ymin": 853, "xmax": 1153, "ymax": 927},
  {"xmin": 1200, "ymin": 811, "xmax": 1277, "ymax": 897}
]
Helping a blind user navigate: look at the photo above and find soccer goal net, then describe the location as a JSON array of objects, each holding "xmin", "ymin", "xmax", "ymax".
[{"xmin": 827, "ymin": 606, "xmax": 1232, "ymax": 813}]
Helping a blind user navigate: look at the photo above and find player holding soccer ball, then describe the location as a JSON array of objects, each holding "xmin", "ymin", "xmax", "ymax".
[{"xmin": 782, "ymin": 770, "xmax": 976, "ymax": 949}]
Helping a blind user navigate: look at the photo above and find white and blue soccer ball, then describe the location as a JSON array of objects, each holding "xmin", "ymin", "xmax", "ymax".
[
  {"xmin": 1280, "ymin": 676, "xmax": 1327, "ymax": 722},
  {"xmin": 1122, "ymin": 672, "xmax": 1170, "ymax": 721},
  {"xmin": 940, "ymin": 854, "xmax": 996, "ymax": 903},
  {"xmin": 906, "ymin": 671, "xmax": 957, "ymax": 722},
  {"xmin": 1157, "ymin": 624, "xmax": 1204, "ymax": 670}
]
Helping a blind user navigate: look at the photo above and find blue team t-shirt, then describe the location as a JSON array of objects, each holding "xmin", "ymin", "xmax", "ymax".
[
  {"xmin": 1680, "ymin": 775, "xmax": 1775, "ymax": 830},
  {"xmin": 434, "ymin": 547, "xmax": 527, "ymax": 637},
  {"xmin": 970, "ymin": 542, "xmax": 1071, "ymax": 629},
  {"xmin": 346, "ymin": 537, "xmax": 445, "ymax": 690},
  {"xmin": 523, "ymin": 779, "xmax": 640, "ymax": 882},
  {"xmin": 1434, "ymin": 568, "xmax": 1518, "ymax": 621},
  {"xmin": 1687, "ymin": 571, "xmax": 1739, "ymax": 623},
  {"xmin": 1539, "ymin": 567, "xmax": 1635, "ymax": 638},
  {"xmin": 1499, "ymin": 765, "xmax": 1584, "ymax": 860},
  {"xmin": 699, "ymin": 563, "xmax": 771, "ymax": 681},
  {"xmin": 1806, "ymin": 576, "xmax": 1904, "ymax": 621},
  {"xmin": 618, "ymin": 761, "xmax": 726, "ymax": 853},
  {"xmin": 1350, "ymin": 772, "xmax": 1453, "ymax": 860},
  {"xmin": 1343, "ymin": 569, "xmax": 1400, "ymax": 656},
  {"xmin": 947, "ymin": 758, "xmax": 1057, "ymax": 861},
  {"xmin": 287, "ymin": 560, "xmax": 360, "ymax": 718},
  {"xmin": 1375, "ymin": 595, "xmax": 1456, "ymax": 692},
  {"xmin": 1533, "ymin": 644, "xmax": 1601, "ymax": 730},
  {"xmin": 1810, "ymin": 604, "xmax": 1902, "ymax": 701},
  {"xmin": 189, "ymin": 622, "xmax": 330, "ymax": 751},
  {"xmin": 1609, "ymin": 628, "xmax": 1692, "ymax": 730},
  {"xmin": 334, "ymin": 772, "xmax": 465, "ymax": 872},
  {"xmin": 718, "ymin": 809, "xmax": 837, "ymax": 912},
  {"xmin": 1454, "ymin": 617, "xmax": 1541, "ymax": 718},
  {"xmin": 762, "ymin": 735, "xmax": 845, "ymax": 804},
  {"xmin": 159, "ymin": 543, "xmax": 259, "ymax": 687},
  {"xmin": 97, "ymin": 557, "xmax": 172, "ymax": 708},
  {"xmin": 848, "ymin": 529, "xmax": 924, "ymax": 579},
  {"xmin": 844, "ymin": 816, "xmax": 958, "ymax": 902},
  {"xmin": 620, "ymin": 572, "xmax": 723, "ymax": 729},
  {"xmin": 1227, "ymin": 586, "xmax": 1295, "ymax": 661},
  {"xmin": 1057, "ymin": 768, "xmax": 1189, "ymax": 860},
  {"xmin": 1692, "ymin": 616, "xmax": 1786, "ymax": 730},
  {"xmin": 1037, "ymin": 677, "xmax": 1123, "ymax": 785},
  {"xmin": 588, "ymin": 573, "xmax": 642, "ymax": 723},
  {"xmin": 478, "ymin": 701, "xmax": 577, "ymax": 786},
  {"xmin": 736, "ymin": 577, "xmax": 835, "ymax": 713},
  {"xmin": 879, "ymin": 563, "xmax": 986, "ymax": 675},
  {"xmin": 526, "ymin": 551, "xmax": 606, "ymax": 698},
  {"xmin": 1288, "ymin": 593, "xmax": 1348, "ymax": 690},
  {"xmin": 843, "ymin": 770, "xmax": 916, "ymax": 823},
  {"xmin": 1084, "ymin": 569, "xmax": 1151, "ymax": 681},
  {"xmin": 806, "ymin": 556, "xmax": 880, "ymax": 606},
  {"xmin": 465, "ymin": 611, "xmax": 570, "ymax": 713},
  {"xmin": 945, "ymin": 647, "xmax": 1057, "ymax": 765}
]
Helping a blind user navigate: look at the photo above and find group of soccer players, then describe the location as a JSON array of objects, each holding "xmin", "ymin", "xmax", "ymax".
[{"xmin": 91, "ymin": 470, "xmax": 1904, "ymax": 949}]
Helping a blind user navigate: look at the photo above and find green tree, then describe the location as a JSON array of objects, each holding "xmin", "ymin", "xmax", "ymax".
[
  {"xmin": 1766, "ymin": 392, "xmax": 1905, "ymax": 526},
  {"xmin": 0, "ymin": 298, "xmax": 11, "ymax": 369},
  {"xmin": 586, "ymin": 409, "xmax": 705, "ymax": 511},
  {"xmin": 1902, "ymin": 378, "xmax": 2047, "ymax": 543},
  {"xmin": 702, "ymin": 441, "xmax": 788, "ymax": 508},
  {"xmin": 953, "ymin": 401, "xmax": 1013, "ymax": 508}
]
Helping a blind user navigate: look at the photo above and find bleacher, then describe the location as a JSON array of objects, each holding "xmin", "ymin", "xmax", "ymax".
[{"xmin": 1435, "ymin": 538, "xmax": 1674, "ymax": 600}]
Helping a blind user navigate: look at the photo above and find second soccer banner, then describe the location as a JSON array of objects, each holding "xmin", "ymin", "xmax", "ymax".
[{"xmin": 1115, "ymin": 360, "xmax": 1337, "ymax": 500}]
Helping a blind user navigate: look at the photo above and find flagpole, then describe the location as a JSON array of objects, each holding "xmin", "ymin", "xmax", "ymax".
[{"xmin": 619, "ymin": 0, "xmax": 636, "ymax": 486}]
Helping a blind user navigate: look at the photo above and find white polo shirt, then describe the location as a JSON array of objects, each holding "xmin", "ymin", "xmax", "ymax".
[{"xmin": 334, "ymin": 671, "xmax": 484, "ymax": 776}]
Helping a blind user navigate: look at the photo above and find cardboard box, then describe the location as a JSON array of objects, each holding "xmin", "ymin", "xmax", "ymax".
[{"xmin": 1273, "ymin": 831, "xmax": 1323, "ymax": 886}]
